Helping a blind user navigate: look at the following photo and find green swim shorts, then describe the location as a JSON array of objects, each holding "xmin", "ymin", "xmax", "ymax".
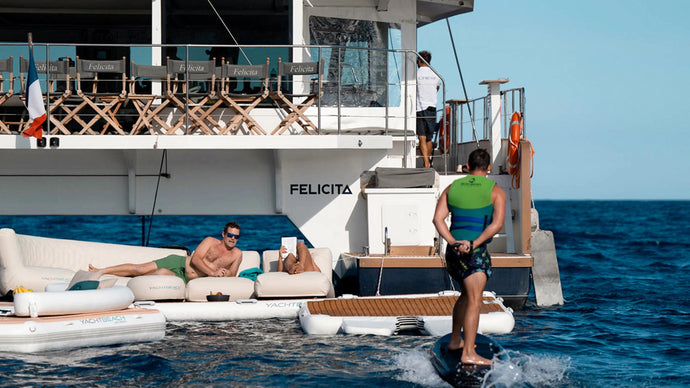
[{"xmin": 154, "ymin": 254, "xmax": 188, "ymax": 283}]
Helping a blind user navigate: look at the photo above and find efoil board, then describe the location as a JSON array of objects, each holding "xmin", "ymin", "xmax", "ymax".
[{"xmin": 430, "ymin": 333, "xmax": 503, "ymax": 387}]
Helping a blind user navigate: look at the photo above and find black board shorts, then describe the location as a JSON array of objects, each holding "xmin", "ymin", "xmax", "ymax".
[
  {"xmin": 416, "ymin": 106, "xmax": 437, "ymax": 138},
  {"xmin": 445, "ymin": 245, "xmax": 493, "ymax": 281}
]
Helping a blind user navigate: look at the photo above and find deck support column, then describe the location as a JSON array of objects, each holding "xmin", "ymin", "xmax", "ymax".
[
  {"xmin": 151, "ymin": 0, "xmax": 162, "ymax": 96},
  {"xmin": 479, "ymin": 79, "xmax": 508, "ymax": 170},
  {"xmin": 274, "ymin": 150, "xmax": 283, "ymax": 214}
]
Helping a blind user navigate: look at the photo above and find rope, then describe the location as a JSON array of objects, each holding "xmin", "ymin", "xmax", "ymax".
[
  {"xmin": 146, "ymin": 149, "xmax": 169, "ymax": 247},
  {"xmin": 375, "ymin": 256, "xmax": 385, "ymax": 296},
  {"xmin": 206, "ymin": 0, "xmax": 252, "ymax": 65},
  {"xmin": 511, "ymin": 138, "xmax": 535, "ymax": 189},
  {"xmin": 446, "ymin": 18, "xmax": 480, "ymax": 148},
  {"xmin": 359, "ymin": 182, "xmax": 372, "ymax": 200},
  {"xmin": 336, "ymin": 251, "xmax": 452, "ymax": 296}
]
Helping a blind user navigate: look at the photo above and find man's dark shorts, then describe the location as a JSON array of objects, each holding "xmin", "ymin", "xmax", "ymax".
[
  {"xmin": 416, "ymin": 106, "xmax": 437, "ymax": 138},
  {"xmin": 154, "ymin": 254, "xmax": 188, "ymax": 283},
  {"xmin": 445, "ymin": 244, "xmax": 492, "ymax": 282}
]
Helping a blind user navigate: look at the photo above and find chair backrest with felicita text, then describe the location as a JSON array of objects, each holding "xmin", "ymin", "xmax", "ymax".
[
  {"xmin": 270, "ymin": 57, "xmax": 323, "ymax": 135},
  {"xmin": 76, "ymin": 57, "xmax": 127, "ymax": 96},
  {"xmin": 166, "ymin": 59, "xmax": 218, "ymax": 98},
  {"xmin": 19, "ymin": 57, "xmax": 72, "ymax": 93}
]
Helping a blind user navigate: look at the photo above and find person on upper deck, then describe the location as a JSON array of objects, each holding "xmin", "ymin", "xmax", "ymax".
[
  {"xmin": 277, "ymin": 240, "xmax": 321, "ymax": 275},
  {"xmin": 433, "ymin": 149, "xmax": 506, "ymax": 366},
  {"xmin": 89, "ymin": 221, "xmax": 243, "ymax": 283},
  {"xmin": 416, "ymin": 50, "xmax": 441, "ymax": 169}
]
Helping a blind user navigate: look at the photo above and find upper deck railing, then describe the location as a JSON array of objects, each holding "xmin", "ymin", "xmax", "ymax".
[
  {"xmin": 0, "ymin": 43, "xmax": 430, "ymax": 136},
  {"xmin": 0, "ymin": 42, "xmax": 523, "ymax": 167},
  {"xmin": 438, "ymin": 87, "xmax": 525, "ymax": 171},
  {"xmin": 448, "ymin": 87, "xmax": 525, "ymax": 142}
]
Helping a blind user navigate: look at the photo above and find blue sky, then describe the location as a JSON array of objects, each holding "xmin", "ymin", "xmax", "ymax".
[{"xmin": 418, "ymin": 0, "xmax": 690, "ymax": 200}]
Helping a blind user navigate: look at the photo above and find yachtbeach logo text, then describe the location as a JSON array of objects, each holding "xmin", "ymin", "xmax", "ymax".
[
  {"xmin": 148, "ymin": 285, "xmax": 182, "ymax": 290},
  {"xmin": 266, "ymin": 301, "xmax": 301, "ymax": 308},
  {"xmin": 289, "ymin": 183, "xmax": 352, "ymax": 195},
  {"xmin": 80, "ymin": 315, "xmax": 127, "ymax": 324}
]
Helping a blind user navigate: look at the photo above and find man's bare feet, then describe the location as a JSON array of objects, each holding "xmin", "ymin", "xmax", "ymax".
[
  {"xmin": 447, "ymin": 340, "xmax": 465, "ymax": 351},
  {"xmin": 461, "ymin": 353, "xmax": 493, "ymax": 366},
  {"xmin": 88, "ymin": 264, "xmax": 100, "ymax": 272}
]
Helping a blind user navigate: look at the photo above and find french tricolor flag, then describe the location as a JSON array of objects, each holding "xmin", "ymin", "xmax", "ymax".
[{"xmin": 22, "ymin": 47, "xmax": 46, "ymax": 140}]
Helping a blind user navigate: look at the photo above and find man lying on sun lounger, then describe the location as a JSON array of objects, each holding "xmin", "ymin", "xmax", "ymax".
[
  {"xmin": 88, "ymin": 221, "xmax": 243, "ymax": 283},
  {"xmin": 277, "ymin": 240, "xmax": 321, "ymax": 275}
]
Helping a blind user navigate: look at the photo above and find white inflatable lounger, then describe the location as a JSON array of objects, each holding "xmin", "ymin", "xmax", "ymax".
[{"xmin": 13, "ymin": 286, "xmax": 135, "ymax": 318}]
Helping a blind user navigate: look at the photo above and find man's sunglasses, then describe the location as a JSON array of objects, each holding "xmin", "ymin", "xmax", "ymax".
[{"xmin": 226, "ymin": 232, "xmax": 240, "ymax": 240}]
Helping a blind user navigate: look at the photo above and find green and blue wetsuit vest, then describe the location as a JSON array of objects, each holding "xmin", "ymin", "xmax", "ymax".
[{"xmin": 447, "ymin": 175, "xmax": 495, "ymax": 243}]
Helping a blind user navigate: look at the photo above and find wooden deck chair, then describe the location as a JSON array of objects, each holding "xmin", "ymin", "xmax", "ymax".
[
  {"xmin": 218, "ymin": 59, "xmax": 270, "ymax": 135},
  {"xmin": 19, "ymin": 56, "xmax": 72, "ymax": 135},
  {"xmin": 69, "ymin": 57, "xmax": 127, "ymax": 135},
  {"xmin": 127, "ymin": 62, "xmax": 172, "ymax": 135},
  {"xmin": 164, "ymin": 59, "xmax": 224, "ymax": 135},
  {"xmin": 0, "ymin": 57, "xmax": 15, "ymax": 134},
  {"xmin": 269, "ymin": 58, "xmax": 324, "ymax": 135}
]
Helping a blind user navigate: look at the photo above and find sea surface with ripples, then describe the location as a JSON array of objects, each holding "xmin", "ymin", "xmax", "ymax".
[{"xmin": 1, "ymin": 200, "xmax": 689, "ymax": 387}]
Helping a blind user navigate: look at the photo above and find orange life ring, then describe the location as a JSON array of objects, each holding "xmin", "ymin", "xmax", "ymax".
[
  {"xmin": 438, "ymin": 105, "xmax": 451, "ymax": 154},
  {"xmin": 507, "ymin": 112, "xmax": 522, "ymax": 175}
]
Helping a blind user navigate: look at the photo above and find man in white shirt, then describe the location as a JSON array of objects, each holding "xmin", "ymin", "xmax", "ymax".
[{"xmin": 416, "ymin": 51, "xmax": 441, "ymax": 168}]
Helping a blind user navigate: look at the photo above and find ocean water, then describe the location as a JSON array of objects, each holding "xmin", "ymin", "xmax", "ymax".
[{"xmin": 1, "ymin": 201, "xmax": 689, "ymax": 387}]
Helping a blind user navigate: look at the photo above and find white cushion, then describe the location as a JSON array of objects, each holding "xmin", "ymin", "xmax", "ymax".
[
  {"xmin": 237, "ymin": 250, "xmax": 261, "ymax": 273},
  {"xmin": 0, "ymin": 229, "xmax": 84, "ymax": 293},
  {"xmin": 16, "ymin": 232, "xmax": 186, "ymax": 270},
  {"xmin": 254, "ymin": 271, "xmax": 334, "ymax": 298},
  {"xmin": 186, "ymin": 277, "xmax": 255, "ymax": 302},
  {"xmin": 127, "ymin": 275, "xmax": 186, "ymax": 301}
]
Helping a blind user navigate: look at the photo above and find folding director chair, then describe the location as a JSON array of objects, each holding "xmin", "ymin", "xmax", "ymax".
[
  {"xmin": 218, "ymin": 58, "xmax": 270, "ymax": 135},
  {"xmin": 71, "ymin": 57, "xmax": 128, "ymax": 135},
  {"xmin": 128, "ymin": 62, "xmax": 170, "ymax": 135},
  {"xmin": 165, "ymin": 58, "xmax": 224, "ymax": 134},
  {"xmin": 269, "ymin": 58, "xmax": 324, "ymax": 135}
]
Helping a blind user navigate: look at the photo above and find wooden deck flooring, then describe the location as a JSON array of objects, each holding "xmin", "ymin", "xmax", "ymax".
[{"xmin": 306, "ymin": 295, "xmax": 506, "ymax": 317}]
